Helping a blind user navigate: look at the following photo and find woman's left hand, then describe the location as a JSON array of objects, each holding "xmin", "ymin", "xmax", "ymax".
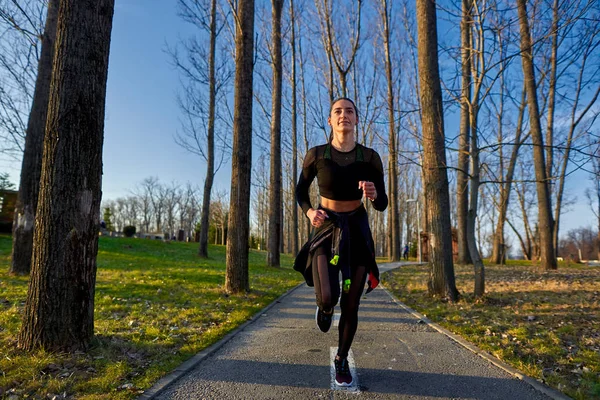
[{"xmin": 358, "ymin": 181, "xmax": 377, "ymax": 201}]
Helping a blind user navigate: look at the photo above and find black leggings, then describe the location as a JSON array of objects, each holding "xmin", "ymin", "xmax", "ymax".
[{"xmin": 312, "ymin": 238, "xmax": 368, "ymax": 359}]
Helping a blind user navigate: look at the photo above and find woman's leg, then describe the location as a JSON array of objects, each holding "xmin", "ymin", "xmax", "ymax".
[
  {"xmin": 337, "ymin": 264, "xmax": 367, "ymax": 358},
  {"xmin": 312, "ymin": 245, "xmax": 340, "ymax": 312}
]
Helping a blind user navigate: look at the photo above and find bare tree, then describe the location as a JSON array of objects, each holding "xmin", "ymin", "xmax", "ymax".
[
  {"xmin": 456, "ymin": 0, "xmax": 472, "ymax": 265},
  {"xmin": 225, "ymin": 0, "xmax": 255, "ymax": 293},
  {"xmin": 289, "ymin": 0, "xmax": 299, "ymax": 256},
  {"xmin": 163, "ymin": 182, "xmax": 182, "ymax": 239},
  {"xmin": 490, "ymin": 86, "xmax": 528, "ymax": 264},
  {"xmin": 10, "ymin": 0, "xmax": 58, "ymax": 275},
  {"xmin": 210, "ymin": 189, "xmax": 229, "ymax": 245},
  {"xmin": 18, "ymin": 0, "xmax": 114, "ymax": 351},
  {"xmin": 548, "ymin": 4, "xmax": 600, "ymax": 257},
  {"xmin": 314, "ymin": 0, "xmax": 362, "ymax": 97},
  {"xmin": 171, "ymin": 0, "xmax": 232, "ymax": 257},
  {"xmin": 0, "ymin": 0, "xmax": 46, "ymax": 159},
  {"xmin": 516, "ymin": 0, "xmax": 557, "ymax": 270},
  {"xmin": 416, "ymin": 0, "xmax": 459, "ymax": 301},
  {"xmin": 252, "ymin": 152, "xmax": 269, "ymax": 250},
  {"xmin": 141, "ymin": 177, "xmax": 165, "ymax": 233},
  {"xmin": 585, "ymin": 135, "xmax": 600, "ymax": 260},
  {"xmin": 379, "ymin": 0, "xmax": 400, "ymax": 261},
  {"xmin": 128, "ymin": 180, "xmax": 156, "ymax": 233},
  {"xmin": 267, "ymin": 0, "xmax": 284, "ymax": 267},
  {"xmin": 178, "ymin": 182, "xmax": 200, "ymax": 240}
]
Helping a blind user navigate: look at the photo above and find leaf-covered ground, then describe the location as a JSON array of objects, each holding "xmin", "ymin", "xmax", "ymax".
[
  {"xmin": 0, "ymin": 235, "xmax": 302, "ymax": 399},
  {"xmin": 382, "ymin": 262, "xmax": 600, "ymax": 400}
]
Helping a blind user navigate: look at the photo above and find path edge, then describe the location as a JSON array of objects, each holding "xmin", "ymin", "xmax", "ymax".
[
  {"xmin": 379, "ymin": 282, "xmax": 571, "ymax": 400},
  {"xmin": 137, "ymin": 282, "xmax": 306, "ymax": 400}
]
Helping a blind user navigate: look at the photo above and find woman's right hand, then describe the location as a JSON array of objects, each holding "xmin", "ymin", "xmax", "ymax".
[{"xmin": 307, "ymin": 208, "xmax": 329, "ymax": 228}]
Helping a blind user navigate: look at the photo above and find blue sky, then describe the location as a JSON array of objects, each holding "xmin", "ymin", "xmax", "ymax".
[
  {"xmin": 3, "ymin": 0, "xmax": 597, "ymax": 237},
  {"xmin": 102, "ymin": 1, "xmax": 231, "ymax": 200}
]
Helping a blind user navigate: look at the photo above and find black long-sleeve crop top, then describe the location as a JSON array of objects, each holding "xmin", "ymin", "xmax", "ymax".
[{"xmin": 295, "ymin": 143, "xmax": 388, "ymax": 215}]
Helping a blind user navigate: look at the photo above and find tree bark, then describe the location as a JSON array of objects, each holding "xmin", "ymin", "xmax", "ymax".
[
  {"xmin": 467, "ymin": 103, "xmax": 485, "ymax": 297},
  {"xmin": 415, "ymin": 0, "xmax": 459, "ymax": 301},
  {"xmin": 545, "ymin": 0, "xmax": 559, "ymax": 188},
  {"xmin": 10, "ymin": 0, "xmax": 59, "ymax": 276},
  {"xmin": 289, "ymin": 0, "xmax": 299, "ymax": 256},
  {"xmin": 267, "ymin": 0, "xmax": 284, "ymax": 267},
  {"xmin": 198, "ymin": 0, "xmax": 218, "ymax": 258},
  {"xmin": 491, "ymin": 87, "xmax": 527, "ymax": 264},
  {"xmin": 381, "ymin": 0, "xmax": 400, "ymax": 261},
  {"xmin": 225, "ymin": 0, "xmax": 255, "ymax": 293},
  {"xmin": 516, "ymin": 0, "xmax": 557, "ymax": 270},
  {"xmin": 456, "ymin": 0, "xmax": 472, "ymax": 266},
  {"xmin": 17, "ymin": 0, "xmax": 114, "ymax": 351}
]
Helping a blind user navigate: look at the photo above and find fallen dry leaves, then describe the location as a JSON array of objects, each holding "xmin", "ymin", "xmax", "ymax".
[{"xmin": 383, "ymin": 263, "xmax": 600, "ymax": 400}]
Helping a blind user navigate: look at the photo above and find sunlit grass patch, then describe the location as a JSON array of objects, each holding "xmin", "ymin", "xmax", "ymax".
[
  {"xmin": 382, "ymin": 262, "xmax": 600, "ymax": 399},
  {"xmin": 0, "ymin": 234, "xmax": 302, "ymax": 399}
]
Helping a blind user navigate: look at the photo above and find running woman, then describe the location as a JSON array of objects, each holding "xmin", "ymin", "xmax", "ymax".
[{"xmin": 294, "ymin": 97, "xmax": 388, "ymax": 387}]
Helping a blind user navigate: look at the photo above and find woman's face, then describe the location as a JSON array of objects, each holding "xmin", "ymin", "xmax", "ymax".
[{"xmin": 328, "ymin": 99, "xmax": 357, "ymax": 136}]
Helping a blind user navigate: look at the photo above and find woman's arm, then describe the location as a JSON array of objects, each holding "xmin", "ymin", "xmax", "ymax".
[
  {"xmin": 369, "ymin": 151, "xmax": 388, "ymax": 211},
  {"xmin": 295, "ymin": 147, "xmax": 317, "ymax": 216}
]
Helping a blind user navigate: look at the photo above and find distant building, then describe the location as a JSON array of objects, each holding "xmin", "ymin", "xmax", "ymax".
[{"xmin": 0, "ymin": 190, "xmax": 17, "ymax": 233}]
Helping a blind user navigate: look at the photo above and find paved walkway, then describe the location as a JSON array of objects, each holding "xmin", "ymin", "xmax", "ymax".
[{"xmin": 141, "ymin": 262, "xmax": 568, "ymax": 400}]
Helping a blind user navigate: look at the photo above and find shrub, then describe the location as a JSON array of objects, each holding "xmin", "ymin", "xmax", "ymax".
[{"xmin": 123, "ymin": 226, "xmax": 136, "ymax": 237}]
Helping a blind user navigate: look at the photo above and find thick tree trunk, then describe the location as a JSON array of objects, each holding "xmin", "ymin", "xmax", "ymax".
[
  {"xmin": 10, "ymin": 0, "xmax": 59, "ymax": 276},
  {"xmin": 416, "ymin": 0, "xmax": 459, "ymax": 301},
  {"xmin": 198, "ymin": 0, "xmax": 218, "ymax": 258},
  {"xmin": 290, "ymin": 0, "xmax": 299, "ymax": 256},
  {"xmin": 267, "ymin": 0, "xmax": 283, "ymax": 267},
  {"xmin": 17, "ymin": 0, "xmax": 114, "ymax": 351},
  {"xmin": 225, "ymin": 0, "xmax": 255, "ymax": 293},
  {"xmin": 456, "ymin": 0, "xmax": 472, "ymax": 266},
  {"xmin": 381, "ymin": 0, "xmax": 400, "ymax": 261},
  {"xmin": 516, "ymin": 0, "xmax": 557, "ymax": 270}
]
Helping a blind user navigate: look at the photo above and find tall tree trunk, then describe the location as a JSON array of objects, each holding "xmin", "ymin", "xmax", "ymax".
[
  {"xmin": 18, "ymin": 0, "xmax": 114, "ymax": 351},
  {"xmin": 552, "ymin": 38, "xmax": 600, "ymax": 260},
  {"xmin": 298, "ymin": 34, "xmax": 312, "ymax": 240},
  {"xmin": 415, "ymin": 0, "xmax": 459, "ymax": 301},
  {"xmin": 594, "ymin": 151, "xmax": 600, "ymax": 261},
  {"xmin": 491, "ymin": 87, "xmax": 527, "ymax": 264},
  {"xmin": 516, "ymin": 0, "xmax": 557, "ymax": 270},
  {"xmin": 225, "ymin": 0, "xmax": 255, "ymax": 293},
  {"xmin": 198, "ymin": 0, "xmax": 218, "ymax": 258},
  {"xmin": 545, "ymin": 0, "xmax": 559, "ymax": 188},
  {"xmin": 456, "ymin": 0, "xmax": 472, "ymax": 266},
  {"xmin": 381, "ymin": 0, "xmax": 400, "ymax": 261},
  {"xmin": 467, "ymin": 105, "xmax": 485, "ymax": 297},
  {"xmin": 267, "ymin": 0, "xmax": 284, "ymax": 267},
  {"xmin": 10, "ymin": 0, "xmax": 59, "ymax": 276},
  {"xmin": 289, "ymin": 0, "xmax": 299, "ymax": 256}
]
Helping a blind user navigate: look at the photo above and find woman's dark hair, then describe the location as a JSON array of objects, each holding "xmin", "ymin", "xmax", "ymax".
[{"xmin": 328, "ymin": 97, "xmax": 358, "ymax": 143}]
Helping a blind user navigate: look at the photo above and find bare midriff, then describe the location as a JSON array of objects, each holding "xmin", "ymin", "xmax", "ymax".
[{"xmin": 320, "ymin": 197, "xmax": 362, "ymax": 212}]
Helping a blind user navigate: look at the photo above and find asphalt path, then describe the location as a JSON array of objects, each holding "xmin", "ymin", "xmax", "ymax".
[{"xmin": 141, "ymin": 262, "xmax": 568, "ymax": 400}]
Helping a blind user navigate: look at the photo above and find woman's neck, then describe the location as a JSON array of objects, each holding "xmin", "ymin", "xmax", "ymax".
[{"xmin": 331, "ymin": 135, "xmax": 356, "ymax": 152}]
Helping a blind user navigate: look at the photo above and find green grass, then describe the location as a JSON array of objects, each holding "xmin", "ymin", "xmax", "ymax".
[
  {"xmin": 0, "ymin": 234, "xmax": 302, "ymax": 399},
  {"xmin": 382, "ymin": 262, "xmax": 600, "ymax": 400}
]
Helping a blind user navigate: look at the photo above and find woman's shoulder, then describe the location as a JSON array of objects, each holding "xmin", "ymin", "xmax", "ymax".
[
  {"xmin": 303, "ymin": 143, "xmax": 328, "ymax": 165},
  {"xmin": 306, "ymin": 143, "xmax": 329, "ymax": 157},
  {"xmin": 356, "ymin": 143, "xmax": 381, "ymax": 160},
  {"xmin": 308, "ymin": 143, "xmax": 328, "ymax": 152}
]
